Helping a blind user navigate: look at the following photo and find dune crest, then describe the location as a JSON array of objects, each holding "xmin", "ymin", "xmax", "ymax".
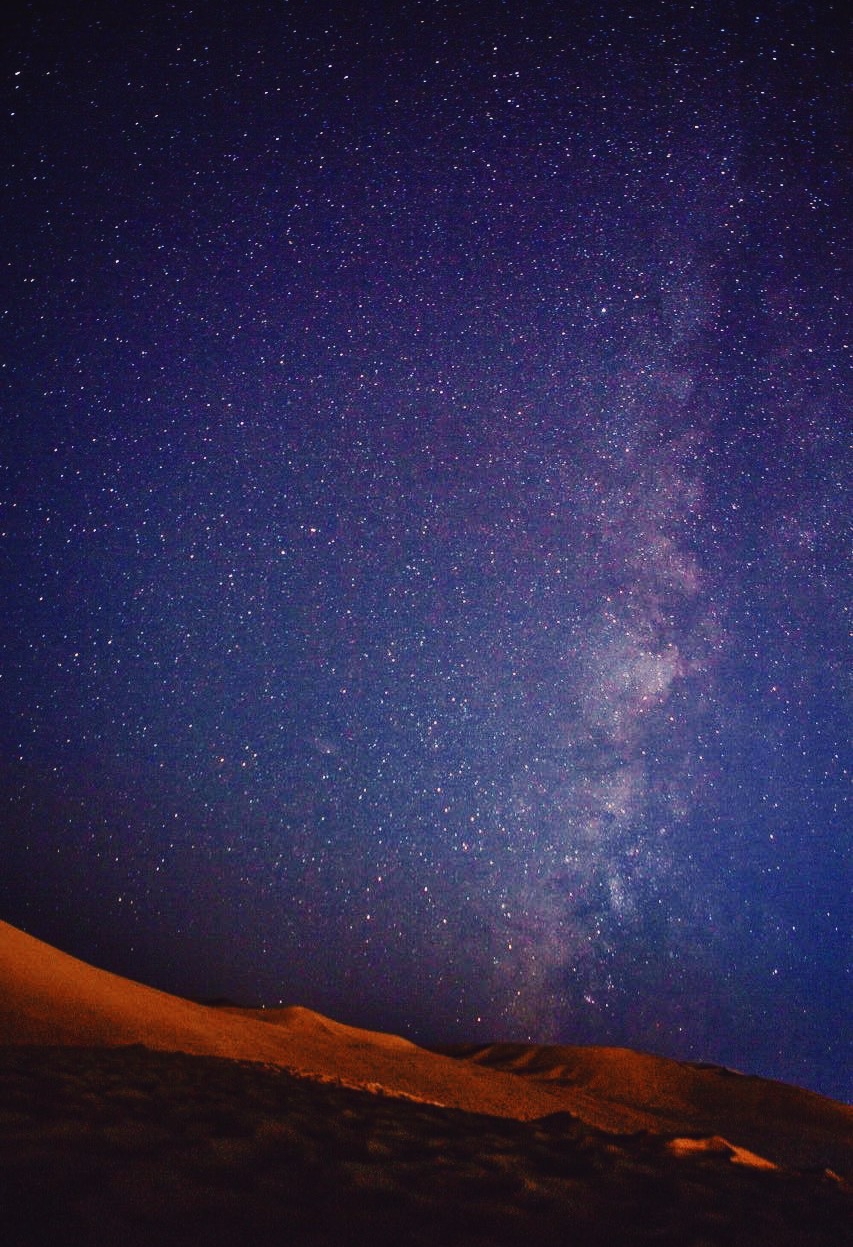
[
  {"xmin": 226, "ymin": 1003, "xmax": 418, "ymax": 1051},
  {"xmin": 0, "ymin": 920, "xmax": 591, "ymax": 1119},
  {"xmin": 1, "ymin": 919, "xmax": 850, "ymax": 1177}
]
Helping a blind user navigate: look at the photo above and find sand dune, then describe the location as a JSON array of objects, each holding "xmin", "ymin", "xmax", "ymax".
[
  {"xmin": 1, "ymin": 918, "xmax": 850, "ymax": 1177},
  {"xmin": 439, "ymin": 1041, "xmax": 853, "ymax": 1175},
  {"xmin": 0, "ymin": 920, "xmax": 583, "ymax": 1120}
]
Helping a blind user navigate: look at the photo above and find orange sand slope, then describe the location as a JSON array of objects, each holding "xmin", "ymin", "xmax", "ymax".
[
  {"xmin": 0, "ymin": 919, "xmax": 562, "ymax": 1120},
  {"xmin": 1, "ymin": 919, "xmax": 850, "ymax": 1174},
  {"xmin": 440, "ymin": 1042, "xmax": 853, "ymax": 1176}
]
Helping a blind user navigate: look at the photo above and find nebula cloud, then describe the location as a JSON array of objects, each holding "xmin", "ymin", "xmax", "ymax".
[{"xmin": 481, "ymin": 359, "xmax": 725, "ymax": 1037}]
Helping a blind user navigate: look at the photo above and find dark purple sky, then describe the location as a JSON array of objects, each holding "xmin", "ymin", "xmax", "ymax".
[{"xmin": 1, "ymin": 1, "xmax": 849, "ymax": 1100}]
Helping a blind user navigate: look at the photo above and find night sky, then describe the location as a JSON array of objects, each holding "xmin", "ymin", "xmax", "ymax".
[{"xmin": 1, "ymin": 1, "xmax": 849, "ymax": 1100}]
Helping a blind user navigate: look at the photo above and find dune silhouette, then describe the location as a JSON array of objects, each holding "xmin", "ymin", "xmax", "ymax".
[
  {"xmin": 0, "ymin": 919, "xmax": 604, "ymax": 1119},
  {"xmin": 1, "ymin": 919, "xmax": 850, "ymax": 1247},
  {"xmin": 1, "ymin": 919, "xmax": 850, "ymax": 1173}
]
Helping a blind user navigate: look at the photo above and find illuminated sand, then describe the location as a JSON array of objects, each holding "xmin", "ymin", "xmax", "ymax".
[
  {"xmin": 1, "ymin": 919, "xmax": 849, "ymax": 1170},
  {"xmin": 1, "ymin": 920, "xmax": 850, "ymax": 1245},
  {"xmin": 0, "ymin": 918, "xmax": 620, "ymax": 1120}
]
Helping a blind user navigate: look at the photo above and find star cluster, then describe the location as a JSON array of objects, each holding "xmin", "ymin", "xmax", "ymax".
[{"xmin": 0, "ymin": 2, "xmax": 848, "ymax": 1098}]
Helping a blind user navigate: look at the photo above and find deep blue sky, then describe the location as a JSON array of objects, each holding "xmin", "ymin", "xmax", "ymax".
[{"xmin": 1, "ymin": 1, "xmax": 849, "ymax": 1100}]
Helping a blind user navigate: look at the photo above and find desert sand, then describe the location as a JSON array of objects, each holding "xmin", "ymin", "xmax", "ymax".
[{"xmin": 0, "ymin": 919, "xmax": 849, "ymax": 1245}]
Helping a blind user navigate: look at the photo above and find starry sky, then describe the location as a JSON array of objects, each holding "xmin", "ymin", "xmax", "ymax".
[{"xmin": 0, "ymin": 1, "xmax": 849, "ymax": 1100}]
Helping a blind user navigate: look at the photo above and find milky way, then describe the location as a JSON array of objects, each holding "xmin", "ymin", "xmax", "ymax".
[{"xmin": 0, "ymin": 2, "xmax": 848, "ymax": 1098}]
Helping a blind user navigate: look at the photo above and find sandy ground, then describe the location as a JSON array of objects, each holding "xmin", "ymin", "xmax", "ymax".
[{"xmin": 0, "ymin": 919, "xmax": 850, "ymax": 1245}]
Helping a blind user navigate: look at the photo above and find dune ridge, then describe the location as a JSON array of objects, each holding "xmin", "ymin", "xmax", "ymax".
[
  {"xmin": 1, "ymin": 918, "xmax": 850, "ymax": 1177},
  {"xmin": 0, "ymin": 919, "xmax": 598, "ymax": 1120}
]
